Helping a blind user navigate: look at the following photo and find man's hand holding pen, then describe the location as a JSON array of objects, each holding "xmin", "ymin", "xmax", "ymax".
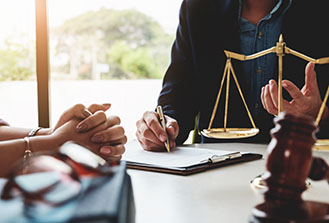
[
  {"xmin": 136, "ymin": 108, "xmax": 179, "ymax": 152},
  {"xmin": 156, "ymin": 106, "xmax": 171, "ymax": 152}
]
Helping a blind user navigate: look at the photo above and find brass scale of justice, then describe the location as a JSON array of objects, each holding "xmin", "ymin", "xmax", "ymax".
[{"xmin": 201, "ymin": 34, "xmax": 329, "ymax": 148}]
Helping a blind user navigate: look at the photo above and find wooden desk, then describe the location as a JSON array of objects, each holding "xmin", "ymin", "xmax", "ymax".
[{"xmin": 126, "ymin": 143, "xmax": 329, "ymax": 223}]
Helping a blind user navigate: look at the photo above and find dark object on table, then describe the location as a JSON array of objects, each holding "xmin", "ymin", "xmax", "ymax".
[
  {"xmin": 0, "ymin": 143, "xmax": 135, "ymax": 223},
  {"xmin": 309, "ymin": 157, "xmax": 329, "ymax": 184},
  {"xmin": 250, "ymin": 113, "xmax": 329, "ymax": 223}
]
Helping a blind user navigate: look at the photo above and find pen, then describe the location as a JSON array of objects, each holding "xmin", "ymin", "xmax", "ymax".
[{"xmin": 156, "ymin": 105, "xmax": 171, "ymax": 152}]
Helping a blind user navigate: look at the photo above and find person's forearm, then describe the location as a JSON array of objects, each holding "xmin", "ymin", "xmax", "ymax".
[
  {"xmin": 0, "ymin": 135, "xmax": 59, "ymax": 178},
  {"xmin": 0, "ymin": 126, "xmax": 51, "ymax": 141},
  {"xmin": 0, "ymin": 126, "xmax": 31, "ymax": 141}
]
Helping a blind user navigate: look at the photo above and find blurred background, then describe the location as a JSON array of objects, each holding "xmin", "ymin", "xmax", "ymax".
[{"xmin": 0, "ymin": 0, "xmax": 182, "ymax": 140}]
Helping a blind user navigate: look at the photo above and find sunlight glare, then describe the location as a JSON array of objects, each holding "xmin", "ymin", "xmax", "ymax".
[{"xmin": 0, "ymin": 0, "xmax": 35, "ymax": 41}]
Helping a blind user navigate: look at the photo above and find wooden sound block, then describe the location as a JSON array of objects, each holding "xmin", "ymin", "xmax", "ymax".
[{"xmin": 250, "ymin": 200, "xmax": 329, "ymax": 223}]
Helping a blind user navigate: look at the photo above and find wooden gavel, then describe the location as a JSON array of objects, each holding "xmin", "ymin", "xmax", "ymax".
[
  {"xmin": 250, "ymin": 112, "xmax": 329, "ymax": 223},
  {"xmin": 309, "ymin": 157, "xmax": 329, "ymax": 182}
]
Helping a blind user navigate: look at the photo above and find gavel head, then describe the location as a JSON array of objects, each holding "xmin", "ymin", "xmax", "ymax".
[{"xmin": 263, "ymin": 112, "xmax": 317, "ymax": 203}]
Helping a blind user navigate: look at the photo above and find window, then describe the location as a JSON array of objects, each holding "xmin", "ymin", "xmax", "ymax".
[
  {"xmin": 0, "ymin": 0, "xmax": 38, "ymax": 127},
  {"xmin": 1, "ymin": 0, "xmax": 182, "ymax": 140}
]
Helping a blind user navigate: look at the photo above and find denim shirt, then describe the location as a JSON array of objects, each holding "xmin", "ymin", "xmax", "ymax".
[{"xmin": 239, "ymin": 0, "xmax": 292, "ymax": 117}]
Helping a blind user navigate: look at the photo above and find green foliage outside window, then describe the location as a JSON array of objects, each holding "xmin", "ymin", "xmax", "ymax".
[
  {"xmin": 0, "ymin": 41, "xmax": 34, "ymax": 81},
  {"xmin": 106, "ymin": 41, "xmax": 162, "ymax": 79},
  {"xmin": 53, "ymin": 8, "xmax": 174, "ymax": 79},
  {"xmin": 0, "ymin": 8, "xmax": 174, "ymax": 81}
]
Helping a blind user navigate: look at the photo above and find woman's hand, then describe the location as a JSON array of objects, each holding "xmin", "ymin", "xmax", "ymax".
[
  {"xmin": 77, "ymin": 112, "xmax": 127, "ymax": 161},
  {"xmin": 37, "ymin": 103, "xmax": 111, "ymax": 136},
  {"xmin": 50, "ymin": 103, "xmax": 126, "ymax": 161},
  {"xmin": 53, "ymin": 103, "xmax": 111, "ymax": 132},
  {"xmin": 51, "ymin": 113, "xmax": 127, "ymax": 161}
]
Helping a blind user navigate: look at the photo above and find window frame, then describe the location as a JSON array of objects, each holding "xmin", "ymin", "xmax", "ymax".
[{"xmin": 35, "ymin": 0, "xmax": 50, "ymax": 127}]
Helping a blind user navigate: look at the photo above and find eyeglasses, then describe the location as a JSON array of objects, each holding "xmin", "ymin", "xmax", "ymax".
[{"xmin": 1, "ymin": 142, "xmax": 115, "ymax": 206}]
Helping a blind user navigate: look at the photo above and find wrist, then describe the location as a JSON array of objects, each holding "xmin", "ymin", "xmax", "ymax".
[
  {"xmin": 35, "ymin": 128, "xmax": 52, "ymax": 136},
  {"xmin": 49, "ymin": 133, "xmax": 67, "ymax": 150},
  {"xmin": 28, "ymin": 135, "xmax": 62, "ymax": 153}
]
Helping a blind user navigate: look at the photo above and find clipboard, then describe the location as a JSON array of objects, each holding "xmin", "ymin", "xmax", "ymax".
[{"xmin": 123, "ymin": 140, "xmax": 262, "ymax": 176}]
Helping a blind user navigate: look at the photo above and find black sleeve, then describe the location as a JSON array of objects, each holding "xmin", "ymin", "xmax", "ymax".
[{"xmin": 157, "ymin": 0, "xmax": 200, "ymax": 145}]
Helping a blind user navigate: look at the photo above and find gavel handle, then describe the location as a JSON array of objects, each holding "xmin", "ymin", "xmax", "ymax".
[{"xmin": 309, "ymin": 157, "xmax": 329, "ymax": 182}]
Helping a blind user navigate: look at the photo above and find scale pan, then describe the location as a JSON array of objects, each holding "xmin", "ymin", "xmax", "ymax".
[
  {"xmin": 313, "ymin": 139, "xmax": 329, "ymax": 151},
  {"xmin": 201, "ymin": 128, "xmax": 259, "ymax": 139}
]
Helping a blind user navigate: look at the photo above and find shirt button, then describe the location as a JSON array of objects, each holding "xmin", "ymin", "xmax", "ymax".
[
  {"xmin": 258, "ymin": 31, "xmax": 263, "ymax": 39},
  {"xmin": 255, "ymin": 103, "xmax": 259, "ymax": 109},
  {"xmin": 256, "ymin": 67, "xmax": 262, "ymax": 74}
]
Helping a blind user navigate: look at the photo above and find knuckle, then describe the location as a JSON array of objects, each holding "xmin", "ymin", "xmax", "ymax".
[
  {"xmin": 143, "ymin": 146, "xmax": 151, "ymax": 151},
  {"xmin": 120, "ymin": 145, "xmax": 126, "ymax": 154},
  {"xmin": 88, "ymin": 104, "xmax": 97, "ymax": 110},
  {"xmin": 116, "ymin": 125, "xmax": 125, "ymax": 135},
  {"xmin": 73, "ymin": 103, "xmax": 84, "ymax": 110},
  {"xmin": 89, "ymin": 104, "xmax": 105, "ymax": 113},
  {"xmin": 121, "ymin": 126, "xmax": 126, "ymax": 135},
  {"xmin": 143, "ymin": 111, "xmax": 152, "ymax": 117},
  {"xmin": 136, "ymin": 118, "xmax": 145, "ymax": 127},
  {"xmin": 109, "ymin": 115, "xmax": 120, "ymax": 125},
  {"xmin": 148, "ymin": 118, "xmax": 158, "ymax": 128},
  {"xmin": 96, "ymin": 111, "xmax": 107, "ymax": 121},
  {"xmin": 114, "ymin": 116, "xmax": 121, "ymax": 124},
  {"xmin": 143, "ymin": 140, "xmax": 152, "ymax": 147},
  {"xmin": 141, "ymin": 127, "xmax": 151, "ymax": 138},
  {"xmin": 122, "ymin": 136, "xmax": 128, "ymax": 144}
]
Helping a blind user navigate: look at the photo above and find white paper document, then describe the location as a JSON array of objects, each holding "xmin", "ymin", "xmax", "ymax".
[{"xmin": 123, "ymin": 140, "xmax": 241, "ymax": 168}]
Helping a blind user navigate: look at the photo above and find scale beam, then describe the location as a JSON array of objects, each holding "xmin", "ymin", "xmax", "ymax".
[
  {"xmin": 285, "ymin": 47, "xmax": 329, "ymax": 64},
  {"xmin": 224, "ymin": 47, "xmax": 276, "ymax": 61},
  {"xmin": 204, "ymin": 34, "xmax": 329, "ymax": 140}
]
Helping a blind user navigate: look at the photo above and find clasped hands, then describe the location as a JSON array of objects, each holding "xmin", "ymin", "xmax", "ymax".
[
  {"xmin": 48, "ymin": 103, "xmax": 126, "ymax": 162},
  {"xmin": 261, "ymin": 62, "xmax": 329, "ymax": 120}
]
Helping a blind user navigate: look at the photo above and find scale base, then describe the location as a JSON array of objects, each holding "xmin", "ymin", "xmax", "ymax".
[
  {"xmin": 313, "ymin": 139, "xmax": 329, "ymax": 151},
  {"xmin": 201, "ymin": 128, "xmax": 259, "ymax": 139},
  {"xmin": 250, "ymin": 174, "xmax": 311, "ymax": 191}
]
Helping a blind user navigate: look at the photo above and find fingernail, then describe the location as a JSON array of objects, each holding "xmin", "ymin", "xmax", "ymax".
[
  {"xmin": 103, "ymin": 103, "xmax": 111, "ymax": 108},
  {"xmin": 282, "ymin": 82, "xmax": 288, "ymax": 88},
  {"xmin": 310, "ymin": 62, "xmax": 315, "ymax": 70},
  {"xmin": 76, "ymin": 124, "xmax": 88, "ymax": 132},
  {"xmin": 83, "ymin": 109, "xmax": 92, "ymax": 117},
  {"xmin": 92, "ymin": 134, "xmax": 104, "ymax": 142},
  {"xmin": 160, "ymin": 134, "xmax": 166, "ymax": 142},
  {"xmin": 100, "ymin": 147, "xmax": 111, "ymax": 155}
]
